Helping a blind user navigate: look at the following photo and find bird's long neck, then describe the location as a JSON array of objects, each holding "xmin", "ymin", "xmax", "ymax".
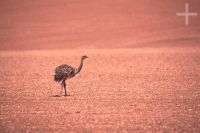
[{"xmin": 75, "ymin": 58, "xmax": 84, "ymax": 75}]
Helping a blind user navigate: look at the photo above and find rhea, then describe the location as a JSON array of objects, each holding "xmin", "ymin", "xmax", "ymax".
[{"xmin": 54, "ymin": 55, "xmax": 88, "ymax": 96}]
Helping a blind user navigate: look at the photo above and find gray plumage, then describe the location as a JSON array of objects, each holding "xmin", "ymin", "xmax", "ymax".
[{"xmin": 54, "ymin": 55, "xmax": 88, "ymax": 96}]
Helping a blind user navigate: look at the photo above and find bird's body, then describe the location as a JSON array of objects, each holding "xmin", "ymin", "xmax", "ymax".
[
  {"xmin": 54, "ymin": 55, "xmax": 88, "ymax": 96},
  {"xmin": 54, "ymin": 64, "xmax": 76, "ymax": 82}
]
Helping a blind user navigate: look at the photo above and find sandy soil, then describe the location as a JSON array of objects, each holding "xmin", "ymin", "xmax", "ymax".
[
  {"xmin": 0, "ymin": 0, "xmax": 200, "ymax": 132},
  {"xmin": 0, "ymin": 47, "xmax": 200, "ymax": 132},
  {"xmin": 0, "ymin": 0, "xmax": 200, "ymax": 50}
]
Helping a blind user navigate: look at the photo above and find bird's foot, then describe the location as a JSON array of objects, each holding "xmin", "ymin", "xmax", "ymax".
[{"xmin": 64, "ymin": 94, "xmax": 70, "ymax": 97}]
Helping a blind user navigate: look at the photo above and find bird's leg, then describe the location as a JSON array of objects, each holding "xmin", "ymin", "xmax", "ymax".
[
  {"xmin": 63, "ymin": 81, "xmax": 67, "ymax": 96},
  {"xmin": 60, "ymin": 81, "xmax": 64, "ymax": 96}
]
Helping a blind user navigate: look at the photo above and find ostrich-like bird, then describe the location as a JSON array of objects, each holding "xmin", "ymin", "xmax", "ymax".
[{"xmin": 54, "ymin": 55, "xmax": 88, "ymax": 96}]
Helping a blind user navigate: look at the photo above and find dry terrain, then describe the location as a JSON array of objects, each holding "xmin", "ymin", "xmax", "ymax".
[
  {"xmin": 0, "ymin": 0, "xmax": 200, "ymax": 50},
  {"xmin": 0, "ymin": 47, "xmax": 200, "ymax": 132},
  {"xmin": 0, "ymin": 0, "xmax": 200, "ymax": 132}
]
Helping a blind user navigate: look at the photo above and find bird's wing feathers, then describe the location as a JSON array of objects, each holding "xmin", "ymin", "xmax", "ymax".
[{"xmin": 54, "ymin": 64, "xmax": 75, "ymax": 81}]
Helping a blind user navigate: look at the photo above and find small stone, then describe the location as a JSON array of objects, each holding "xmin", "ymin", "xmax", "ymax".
[{"xmin": 75, "ymin": 111, "xmax": 80, "ymax": 114}]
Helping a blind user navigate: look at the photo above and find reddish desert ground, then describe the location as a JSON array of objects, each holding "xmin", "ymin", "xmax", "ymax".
[{"xmin": 0, "ymin": 0, "xmax": 200, "ymax": 132}]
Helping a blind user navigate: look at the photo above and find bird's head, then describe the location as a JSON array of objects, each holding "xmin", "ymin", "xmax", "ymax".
[{"xmin": 81, "ymin": 55, "xmax": 88, "ymax": 60}]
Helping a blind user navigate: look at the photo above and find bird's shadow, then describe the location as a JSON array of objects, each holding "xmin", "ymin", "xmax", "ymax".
[
  {"xmin": 52, "ymin": 94, "xmax": 70, "ymax": 97},
  {"xmin": 53, "ymin": 95, "xmax": 62, "ymax": 97}
]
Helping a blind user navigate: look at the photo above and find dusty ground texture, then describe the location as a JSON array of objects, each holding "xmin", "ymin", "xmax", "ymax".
[
  {"xmin": 0, "ymin": 0, "xmax": 200, "ymax": 132},
  {"xmin": 0, "ymin": 47, "xmax": 200, "ymax": 132},
  {"xmin": 0, "ymin": 0, "xmax": 200, "ymax": 50}
]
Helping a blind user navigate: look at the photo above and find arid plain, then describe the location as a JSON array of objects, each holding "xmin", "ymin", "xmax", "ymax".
[{"xmin": 0, "ymin": 0, "xmax": 200, "ymax": 132}]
